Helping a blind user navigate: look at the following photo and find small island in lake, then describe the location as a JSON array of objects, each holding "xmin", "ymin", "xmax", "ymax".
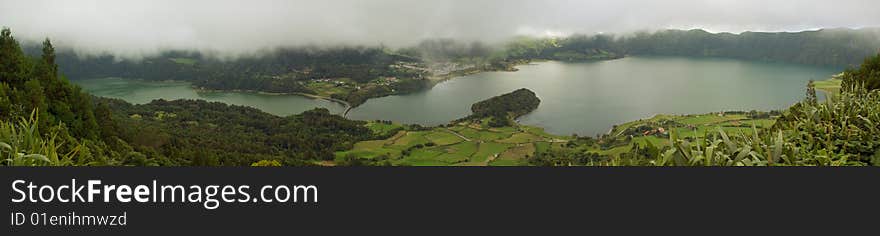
[{"xmin": 467, "ymin": 88, "xmax": 541, "ymax": 127}]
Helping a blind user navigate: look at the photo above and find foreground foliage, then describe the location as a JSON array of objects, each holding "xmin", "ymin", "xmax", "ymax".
[
  {"xmin": 642, "ymin": 87, "xmax": 880, "ymax": 166},
  {"xmin": 0, "ymin": 111, "xmax": 80, "ymax": 166}
]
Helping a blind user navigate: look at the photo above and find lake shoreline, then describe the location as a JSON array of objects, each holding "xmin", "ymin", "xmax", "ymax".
[
  {"xmin": 193, "ymin": 87, "xmax": 353, "ymax": 116},
  {"xmin": 185, "ymin": 60, "xmax": 535, "ymax": 115},
  {"xmin": 78, "ymin": 56, "xmax": 840, "ymax": 137},
  {"xmin": 178, "ymin": 58, "xmax": 607, "ymax": 115},
  {"xmin": 352, "ymin": 56, "xmax": 838, "ymax": 137}
]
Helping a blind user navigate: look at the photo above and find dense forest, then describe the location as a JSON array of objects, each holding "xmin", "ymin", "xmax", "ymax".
[
  {"xmin": 0, "ymin": 29, "xmax": 100, "ymax": 139},
  {"xmin": 47, "ymin": 47, "xmax": 424, "ymax": 86},
  {"xmin": 622, "ymin": 28, "xmax": 880, "ymax": 66},
  {"xmin": 98, "ymin": 99, "xmax": 372, "ymax": 166},
  {"xmin": 1, "ymin": 28, "xmax": 377, "ymax": 166}
]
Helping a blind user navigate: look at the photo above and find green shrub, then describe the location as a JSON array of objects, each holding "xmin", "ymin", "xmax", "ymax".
[
  {"xmin": 1, "ymin": 110, "xmax": 81, "ymax": 166},
  {"xmin": 642, "ymin": 86, "xmax": 880, "ymax": 166}
]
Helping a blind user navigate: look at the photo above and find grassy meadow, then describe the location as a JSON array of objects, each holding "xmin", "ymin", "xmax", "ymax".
[
  {"xmin": 336, "ymin": 111, "xmax": 779, "ymax": 166},
  {"xmin": 336, "ymin": 119, "xmax": 566, "ymax": 166}
]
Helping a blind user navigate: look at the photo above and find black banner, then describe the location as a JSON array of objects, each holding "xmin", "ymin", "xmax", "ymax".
[{"xmin": 3, "ymin": 167, "xmax": 878, "ymax": 234}]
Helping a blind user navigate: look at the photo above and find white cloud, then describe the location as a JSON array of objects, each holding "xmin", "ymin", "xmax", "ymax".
[{"xmin": 1, "ymin": 0, "xmax": 877, "ymax": 57}]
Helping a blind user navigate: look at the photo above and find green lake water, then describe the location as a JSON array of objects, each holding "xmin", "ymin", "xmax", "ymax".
[{"xmin": 74, "ymin": 56, "xmax": 840, "ymax": 136}]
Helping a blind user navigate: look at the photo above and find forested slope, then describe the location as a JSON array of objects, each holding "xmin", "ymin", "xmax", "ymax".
[{"xmin": 1, "ymin": 28, "xmax": 377, "ymax": 166}]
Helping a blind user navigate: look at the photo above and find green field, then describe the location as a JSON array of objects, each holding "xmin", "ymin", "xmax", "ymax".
[
  {"xmin": 678, "ymin": 114, "xmax": 745, "ymax": 125},
  {"xmin": 338, "ymin": 110, "xmax": 779, "ymax": 166},
  {"xmin": 472, "ymin": 142, "xmax": 512, "ymax": 163},
  {"xmin": 490, "ymin": 143, "xmax": 534, "ymax": 166},
  {"xmin": 814, "ymin": 76, "xmax": 843, "ymax": 97},
  {"xmin": 336, "ymin": 121, "xmax": 561, "ymax": 166},
  {"xmin": 424, "ymin": 131, "xmax": 465, "ymax": 145},
  {"xmin": 596, "ymin": 112, "xmax": 778, "ymax": 157},
  {"xmin": 447, "ymin": 141, "xmax": 478, "ymax": 157},
  {"xmin": 391, "ymin": 131, "xmax": 431, "ymax": 148},
  {"xmin": 365, "ymin": 122, "xmax": 404, "ymax": 136},
  {"xmin": 497, "ymin": 132, "xmax": 544, "ymax": 144},
  {"xmin": 304, "ymin": 80, "xmax": 354, "ymax": 97}
]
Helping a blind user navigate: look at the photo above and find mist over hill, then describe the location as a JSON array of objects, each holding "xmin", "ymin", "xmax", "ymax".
[
  {"xmin": 3, "ymin": 0, "xmax": 880, "ymax": 58},
  {"xmin": 21, "ymin": 27, "xmax": 880, "ymax": 84}
]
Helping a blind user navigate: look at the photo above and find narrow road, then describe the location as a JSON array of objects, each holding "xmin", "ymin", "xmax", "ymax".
[
  {"xmin": 321, "ymin": 97, "xmax": 352, "ymax": 118},
  {"xmin": 291, "ymin": 92, "xmax": 353, "ymax": 117},
  {"xmin": 342, "ymin": 105, "xmax": 352, "ymax": 118}
]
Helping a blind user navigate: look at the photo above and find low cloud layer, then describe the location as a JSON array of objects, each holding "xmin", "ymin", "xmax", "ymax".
[{"xmin": 2, "ymin": 0, "xmax": 878, "ymax": 57}]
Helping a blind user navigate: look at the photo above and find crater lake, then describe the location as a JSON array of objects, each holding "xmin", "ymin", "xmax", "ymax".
[{"xmin": 75, "ymin": 56, "xmax": 840, "ymax": 136}]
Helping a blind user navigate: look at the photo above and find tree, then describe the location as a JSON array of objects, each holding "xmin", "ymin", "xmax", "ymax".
[
  {"xmin": 22, "ymin": 80, "xmax": 45, "ymax": 113},
  {"xmin": 42, "ymin": 38, "xmax": 56, "ymax": 68},
  {"xmin": 95, "ymin": 102, "xmax": 118, "ymax": 139},
  {"xmin": 806, "ymin": 80, "xmax": 817, "ymax": 105},
  {"xmin": 0, "ymin": 83, "xmax": 12, "ymax": 120},
  {"xmin": 841, "ymin": 53, "xmax": 880, "ymax": 91},
  {"xmin": 0, "ymin": 28, "xmax": 27, "ymax": 85}
]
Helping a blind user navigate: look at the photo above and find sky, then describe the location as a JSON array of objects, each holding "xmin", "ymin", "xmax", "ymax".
[{"xmin": 1, "ymin": 0, "xmax": 878, "ymax": 57}]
